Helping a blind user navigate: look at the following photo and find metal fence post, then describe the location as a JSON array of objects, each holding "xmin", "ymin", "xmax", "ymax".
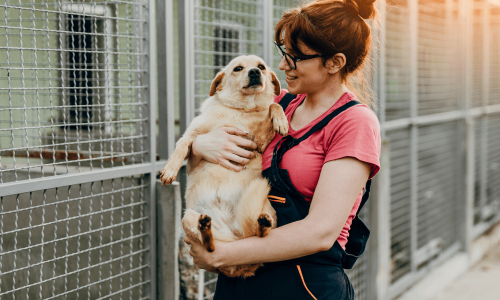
[
  {"xmin": 156, "ymin": 180, "xmax": 182, "ymax": 300},
  {"xmin": 262, "ymin": 1, "xmax": 274, "ymax": 65},
  {"xmin": 147, "ymin": 0, "xmax": 159, "ymax": 296},
  {"xmin": 408, "ymin": 0, "xmax": 419, "ymax": 275},
  {"xmin": 459, "ymin": 0, "xmax": 474, "ymax": 254},
  {"xmin": 178, "ymin": 0, "xmax": 196, "ymax": 133},
  {"xmin": 367, "ymin": 139, "xmax": 391, "ymax": 300},
  {"xmin": 157, "ymin": 0, "xmax": 176, "ymax": 159}
]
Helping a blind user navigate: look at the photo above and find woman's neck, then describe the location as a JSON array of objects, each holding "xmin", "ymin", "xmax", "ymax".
[{"xmin": 302, "ymin": 82, "xmax": 348, "ymax": 111}]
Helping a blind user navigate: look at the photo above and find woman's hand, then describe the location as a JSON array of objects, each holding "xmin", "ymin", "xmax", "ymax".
[
  {"xmin": 189, "ymin": 127, "xmax": 258, "ymax": 172},
  {"xmin": 183, "ymin": 235, "xmax": 222, "ymax": 273}
]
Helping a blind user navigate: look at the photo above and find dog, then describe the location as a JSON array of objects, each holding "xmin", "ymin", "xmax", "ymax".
[{"xmin": 159, "ymin": 55, "xmax": 288, "ymax": 277}]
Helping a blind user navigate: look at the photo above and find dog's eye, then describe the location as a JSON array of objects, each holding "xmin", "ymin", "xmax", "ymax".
[
  {"xmin": 233, "ymin": 66, "xmax": 243, "ymax": 72},
  {"xmin": 258, "ymin": 64, "xmax": 266, "ymax": 70}
]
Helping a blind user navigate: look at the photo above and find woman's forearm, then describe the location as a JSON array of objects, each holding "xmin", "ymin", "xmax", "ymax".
[{"xmin": 213, "ymin": 217, "xmax": 339, "ymax": 267}]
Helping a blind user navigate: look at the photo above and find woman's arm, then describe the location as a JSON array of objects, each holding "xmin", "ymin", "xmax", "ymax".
[
  {"xmin": 185, "ymin": 156, "xmax": 371, "ymax": 269},
  {"xmin": 187, "ymin": 127, "xmax": 258, "ymax": 174}
]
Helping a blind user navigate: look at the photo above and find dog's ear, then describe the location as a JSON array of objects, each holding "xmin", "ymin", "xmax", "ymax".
[
  {"xmin": 210, "ymin": 71, "xmax": 225, "ymax": 97},
  {"xmin": 270, "ymin": 71, "xmax": 281, "ymax": 96}
]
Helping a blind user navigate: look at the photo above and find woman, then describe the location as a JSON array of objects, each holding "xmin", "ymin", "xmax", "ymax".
[{"xmin": 184, "ymin": 0, "xmax": 381, "ymax": 299}]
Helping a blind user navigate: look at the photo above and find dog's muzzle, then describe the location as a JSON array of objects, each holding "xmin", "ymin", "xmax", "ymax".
[{"xmin": 247, "ymin": 68, "xmax": 262, "ymax": 87}]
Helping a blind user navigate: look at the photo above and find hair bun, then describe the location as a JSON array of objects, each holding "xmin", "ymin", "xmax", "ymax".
[{"xmin": 344, "ymin": 0, "xmax": 377, "ymax": 19}]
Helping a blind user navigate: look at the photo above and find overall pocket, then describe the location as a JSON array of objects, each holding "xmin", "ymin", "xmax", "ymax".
[{"xmin": 294, "ymin": 264, "xmax": 351, "ymax": 300}]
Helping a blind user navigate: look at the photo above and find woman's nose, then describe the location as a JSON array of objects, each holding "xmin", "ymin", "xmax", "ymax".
[{"xmin": 278, "ymin": 55, "xmax": 290, "ymax": 71}]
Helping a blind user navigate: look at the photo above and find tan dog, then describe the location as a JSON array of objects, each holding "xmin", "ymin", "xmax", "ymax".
[{"xmin": 160, "ymin": 55, "xmax": 288, "ymax": 277}]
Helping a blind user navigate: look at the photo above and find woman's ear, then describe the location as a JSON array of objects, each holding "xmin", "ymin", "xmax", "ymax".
[
  {"xmin": 210, "ymin": 71, "xmax": 225, "ymax": 96},
  {"xmin": 270, "ymin": 71, "xmax": 281, "ymax": 96},
  {"xmin": 326, "ymin": 53, "xmax": 346, "ymax": 75}
]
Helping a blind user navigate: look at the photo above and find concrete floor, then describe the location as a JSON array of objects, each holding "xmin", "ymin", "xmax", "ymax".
[{"xmin": 430, "ymin": 243, "xmax": 500, "ymax": 300}]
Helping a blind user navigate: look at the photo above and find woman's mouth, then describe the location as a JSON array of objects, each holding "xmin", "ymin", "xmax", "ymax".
[{"xmin": 286, "ymin": 76, "xmax": 298, "ymax": 83}]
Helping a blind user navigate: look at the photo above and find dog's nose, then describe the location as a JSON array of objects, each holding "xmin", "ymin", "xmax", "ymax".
[{"xmin": 248, "ymin": 68, "xmax": 261, "ymax": 77}]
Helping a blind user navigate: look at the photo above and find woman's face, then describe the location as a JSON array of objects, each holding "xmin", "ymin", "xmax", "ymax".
[{"xmin": 278, "ymin": 40, "xmax": 331, "ymax": 95}]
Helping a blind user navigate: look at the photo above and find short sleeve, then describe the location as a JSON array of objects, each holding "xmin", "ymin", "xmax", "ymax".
[{"xmin": 324, "ymin": 105, "xmax": 381, "ymax": 180}]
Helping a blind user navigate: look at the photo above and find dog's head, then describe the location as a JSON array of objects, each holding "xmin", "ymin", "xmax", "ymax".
[{"xmin": 209, "ymin": 55, "xmax": 281, "ymax": 110}]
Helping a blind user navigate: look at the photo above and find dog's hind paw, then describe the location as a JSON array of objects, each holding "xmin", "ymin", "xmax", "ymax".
[
  {"xmin": 258, "ymin": 214, "xmax": 272, "ymax": 237},
  {"xmin": 198, "ymin": 215, "xmax": 212, "ymax": 231},
  {"xmin": 199, "ymin": 215, "xmax": 215, "ymax": 252}
]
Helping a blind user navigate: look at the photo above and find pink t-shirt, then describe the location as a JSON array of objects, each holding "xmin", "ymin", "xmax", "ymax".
[{"xmin": 262, "ymin": 90, "xmax": 381, "ymax": 249}]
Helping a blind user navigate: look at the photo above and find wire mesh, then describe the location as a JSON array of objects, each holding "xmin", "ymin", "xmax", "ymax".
[
  {"xmin": 272, "ymin": 0, "xmax": 301, "ymax": 87},
  {"xmin": 0, "ymin": 175, "xmax": 150, "ymax": 299},
  {"xmin": 192, "ymin": 0, "xmax": 265, "ymax": 114},
  {"xmin": 486, "ymin": 114, "xmax": 500, "ymax": 219},
  {"xmin": 387, "ymin": 129, "xmax": 412, "ymax": 283},
  {"xmin": 489, "ymin": 7, "xmax": 500, "ymax": 106},
  {"xmin": 385, "ymin": 0, "xmax": 411, "ymax": 121},
  {"xmin": 417, "ymin": 122, "xmax": 460, "ymax": 261},
  {"xmin": 417, "ymin": 0, "xmax": 461, "ymax": 116},
  {"xmin": 472, "ymin": 0, "xmax": 484, "ymax": 108},
  {"xmin": 473, "ymin": 116, "xmax": 485, "ymax": 225},
  {"xmin": 0, "ymin": 0, "xmax": 149, "ymax": 183}
]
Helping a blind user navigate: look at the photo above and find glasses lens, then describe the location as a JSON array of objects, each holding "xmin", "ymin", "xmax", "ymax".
[
  {"xmin": 274, "ymin": 43, "xmax": 296, "ymax": 69},
  {"xmin": 275, "ymin": 43, "xmax": 285, "ymax": 57},
  {"xmin": 285, "ymin": 54, "xmax": 296, "ymax": 69}
]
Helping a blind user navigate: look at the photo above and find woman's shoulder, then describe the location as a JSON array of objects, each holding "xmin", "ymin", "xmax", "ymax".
[{"xmin": 337, "ymin": 92, "xmax": 380, "ymax": 129}]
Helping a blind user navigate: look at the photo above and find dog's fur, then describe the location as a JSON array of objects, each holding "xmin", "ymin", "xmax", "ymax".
[{"xmin": 160, "ymin": 55, "xmax": 288, "ymax": 278}]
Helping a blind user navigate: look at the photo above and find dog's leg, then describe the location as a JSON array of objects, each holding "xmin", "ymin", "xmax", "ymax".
[
  {"xmin": 269, "ymin": 103, "xmax": 289, "ymax": 137},
  {"xmin": 235, "ymin": 178, "xmax": 275, "ymax": 239},
  {"xmin": 160, "ymin": 116, "xmax": 210, "ymax": 185},
  {"xmin": 252, "ymin": 103, "xmax": 289, "ymax": 152},
  {"xmin": 183, "ymin": 209, "xmax": 216, "ymax": 252},
  {"xmin": 258, "ymin": 200, "xmax": 276, "ymax": 237},
  {"xmin": 199, "ymin": 215, "xmax": 216, "ymax": 252}
]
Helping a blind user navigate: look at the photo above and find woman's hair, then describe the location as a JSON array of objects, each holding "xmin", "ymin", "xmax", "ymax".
[{"xmin": 275, "ymin": 0, "xmax": 379, "ymax": 110}]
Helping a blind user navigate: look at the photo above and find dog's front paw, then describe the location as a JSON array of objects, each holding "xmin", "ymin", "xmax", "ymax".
[
  {"xmin": 273, "ymin": 117, "xmax": 289, "ymax": 136},
  {"xmin": 160, "ymin": 164, "xmax": 178, "ymax": 185},
  {"xmin": 269, "ymin": 103, "xmax": 289, "ymax": 136}
]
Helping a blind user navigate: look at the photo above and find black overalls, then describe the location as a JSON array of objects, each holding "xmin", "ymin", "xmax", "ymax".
[{"xmin": 214, "ymin": 94, "xmax": 372, "ymax": 300}]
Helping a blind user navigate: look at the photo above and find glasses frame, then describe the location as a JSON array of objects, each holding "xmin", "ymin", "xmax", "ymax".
[{"xmin": 274, "ymin": 41, "xmax": 324, "ymax": 70}]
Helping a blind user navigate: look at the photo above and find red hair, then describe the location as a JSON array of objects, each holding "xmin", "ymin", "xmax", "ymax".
[{"xmin": 275, "ymin": 0, "xmax": 379, "ymax": 110}]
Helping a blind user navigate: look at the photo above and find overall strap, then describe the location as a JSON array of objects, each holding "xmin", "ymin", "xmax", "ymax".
[
  {"xmin": 357, "ymin": 179, "xmax": 371, "ymax": 216},
  {"xmin": 278, "ymin": 93, "xmax": 297, "ymax": 111},
  {"xmin": 275, "ymin": 100, "xmax": 363, "ymax": 160}
]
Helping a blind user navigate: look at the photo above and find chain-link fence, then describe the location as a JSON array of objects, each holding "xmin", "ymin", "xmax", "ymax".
[{"xmin": 0, "ymin": 0, "xmax": 156, "ymax": 297}]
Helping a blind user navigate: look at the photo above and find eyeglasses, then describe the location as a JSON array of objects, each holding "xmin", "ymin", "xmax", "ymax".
[{"xmin": 274, "ymin": 41, "xmax": 324, "ymax": 70}]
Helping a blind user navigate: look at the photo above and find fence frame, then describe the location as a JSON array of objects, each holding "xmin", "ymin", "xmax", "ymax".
[{"xmin": 0, "ymin": 0, "xmax": 162, "ymax": 296}]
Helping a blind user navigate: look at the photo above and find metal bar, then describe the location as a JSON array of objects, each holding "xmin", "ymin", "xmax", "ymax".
[
  {"xmin": 0, "ymin": 160, "xmax": 167, "ymax": 197},
  {"xmin": 389, "ymin": 242, "xmax": 461, "ymax": 299},
  {"xmin": 147, "ymin": 0, "xmax": 158, "ymax": 295},
  {"xmin": 156, "ymin": 181, "xmax": 181, "ymax": 300},
  {"xmin": 409, "ymin": 0, "xmax": 419, "ymax": 274},
  {"xmin": 1, "ymin": 149, "xmax": 131, "ymax": 162},
  {"xmin": 378, "ymin": 0, "xmax": 387, "ymax": 136},
  {"xmin": 367, "ymin": 139, "xmax": 391, "ymax": 300},
  {"xmin": 262, "ymin": 1, "xmax": 274, "ymax": 66},
  {"xmin": 178, "ymin": 0, "xmax": 195, "ymax": 133},
  {"xmin": 382, "ymin": 104, "xmax": 500, "ymax": 131},
  {"xmin": 472, "ymin": 213, "xmax": 500, "ymax": 239},
  {"xmin": 156, "ymin": 0, "xmax": 176, "ymax": 159},
  {"xmin": 460, "ymin": 0, "xmax": 474, "ymax": 254},
  {"xmin": 198, "ymin": 269, "xmax": 205, "ymax": 300},
  {"xmin": 479, "ymin": 2, "xmax": 490, "ymax": 215}
]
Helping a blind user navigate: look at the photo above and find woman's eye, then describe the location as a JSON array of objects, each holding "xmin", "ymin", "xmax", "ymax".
[
  {"xmin": 258, "ymin": 64, "xmax": 266, "ymax": 70},
  {"xmin": 233, "ymin": 66, "xmax": 243, "ymax": 72}
]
